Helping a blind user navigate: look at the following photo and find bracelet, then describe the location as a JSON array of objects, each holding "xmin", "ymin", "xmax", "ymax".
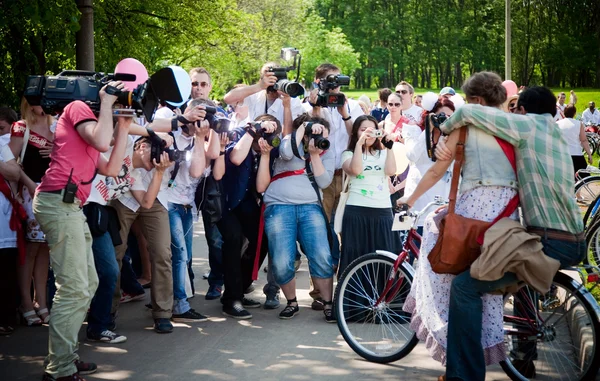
[
  {"xmin": 342, "ymin": 116, "xmax": 351, "ymax": 121},
  {"xmin": 219, "ymin": 151, "xmax": 225, "ymax": 156}
]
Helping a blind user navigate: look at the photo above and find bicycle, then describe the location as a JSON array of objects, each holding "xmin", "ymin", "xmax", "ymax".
[{"xmin": 335, "ymin": 201, "xmax": 600, "ymax": 380}]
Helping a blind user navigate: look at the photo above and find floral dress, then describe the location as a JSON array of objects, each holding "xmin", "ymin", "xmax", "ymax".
[{"xmin": 403, "ymin": 185, "xmax": 518, "ymax": 366}]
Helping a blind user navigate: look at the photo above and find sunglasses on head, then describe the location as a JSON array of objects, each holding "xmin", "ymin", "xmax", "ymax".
[
  {"xmin": 388, "ymin": 102, "xmax": 401, "ymax": 107},
  {"xmin": 192, "ymin": 81, "xmax": 210, "ymax": 88}
]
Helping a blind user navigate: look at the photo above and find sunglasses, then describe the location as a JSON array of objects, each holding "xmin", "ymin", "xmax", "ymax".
[
  {"xmin": 192, "ymin": 81, "xmax": 210, "ymax": 88},
  {"xmin": 397, "ymin": 90, "xmax": 409, "ymax": 95},
  {"xmin": 388, "ymin": 102, "xmax": 401, "ymax": 107}
]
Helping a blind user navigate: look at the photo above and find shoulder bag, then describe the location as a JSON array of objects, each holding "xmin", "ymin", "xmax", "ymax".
[{"xmin": 333, "ymin": 172, "xmax": 350, "ymax": 234}]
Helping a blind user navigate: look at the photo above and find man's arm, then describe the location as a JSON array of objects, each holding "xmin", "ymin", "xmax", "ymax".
[
  {"xmin": 129, "ymin": 105, "xmax": 208, "ymax": 135},
  {"xmin": 440, "ymin": 104, "xmax": 530, "ymax": 146},
  {"xmin": 189, "ymin": 121, "xmax": 209, "ymax": 179},
  {"xmin": 223, "ymin": 71, "xmax": 277, "ymax": 105}
]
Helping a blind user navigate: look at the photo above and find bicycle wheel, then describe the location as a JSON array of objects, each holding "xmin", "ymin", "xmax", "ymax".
[
  {"xmin": 584, "ymin": 218, "xmax": 600, "ymax": 267},
  {"xmin": 334, "ymin": 251, "xmax": 419, "ymax": 363},
  {"xmin": 500, "ymin": 272, "xmax": 600, "ymax": 380},
  {"xmin": 574, "ymin": 176, "xmax": 600, "ymax": 205},
  {"xmin": 582, "ymin": 193, "xmax": 600, "ymax": 228}
]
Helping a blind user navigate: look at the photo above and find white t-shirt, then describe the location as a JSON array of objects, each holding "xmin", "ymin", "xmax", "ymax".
[
  {"xmin": 87, "ymin": 137, "xmax": 136, "ymax": 206},
  {"xmin": 0, "ymin": 144, "xmax": 17, "ymax": 248},
  {"xmin": 165, "ymin": 130, "xmax": 204, "ymax": 206},
  {"xmin": 341, "ymin": 149, "xmax": 391, "ymax": 208},
  {"xmin": 243, "ymin": 91, "xmax": 304, "ymax": 126},
  {"xmin": 582, "ymin": 109, "xmax": 600, "ymax": 125},
  {"xmin": 557, "ymin": 118, "xmax": 584, "ymax": 156},
  {"xmin": 403, "ymin": 104, "xmax": 423, "ymax": 125}
]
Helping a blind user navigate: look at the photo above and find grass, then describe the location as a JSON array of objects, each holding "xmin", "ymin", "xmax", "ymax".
[{"xmin": 345, "ymin": 88, "xmax": 600, "ymax": 119}]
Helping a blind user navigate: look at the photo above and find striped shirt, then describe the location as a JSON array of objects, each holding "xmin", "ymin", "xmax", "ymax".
[{"xmin": 441, "ymin": 104, "xmax": 583, "ymax": 234}]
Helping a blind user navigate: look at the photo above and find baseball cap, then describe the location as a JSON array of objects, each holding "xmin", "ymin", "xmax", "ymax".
[{"xmin": 440, "ymin": 87, "xmax": 456, "ymax": 96}]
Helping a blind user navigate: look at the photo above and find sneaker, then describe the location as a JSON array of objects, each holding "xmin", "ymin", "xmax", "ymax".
[
  {"xmin": 120, "ymin": 292, "xmax": 145, "ymax": 303},
  {"xmin": 74, "ymin": 359, "xmax": 97, "ymax": 375},
  {"xmin": 324, "ymin": 308, "xmax": 336, "ymax": 323},
  {"xmin": 222, "ymin": 302, "xmax": 252, "ymax": 320},
  {"xmin": 172, "ymin": 309, "xmax": 208, "ymax": 323},
  {"xmin": 242, "ymin": 297, "xmax": 261, "ymax": 309},
  {"xmin": 42, "ymin": 373, "xmax": 86, "ymax": 381},
  {"xmin": 264, "ymin": 292, "xmax": 280, "ymax": 310},
  {"xmin": 279, "ymin": 303, "xmax": 299, "ymax": 319},
  {"xmin": 87, "ymin": 330, "xmax": 127, "ymax": 344},
  {"xmin": 311, "ymin": 298, "xmax": 325, "ymax": 311},
  {"xmin": 205, "ymin": 285, "xmax": 222, "ymax": 300},
  {"xmin": 153, "ymin": 318, "xmax": 173, "ymax": 334}
]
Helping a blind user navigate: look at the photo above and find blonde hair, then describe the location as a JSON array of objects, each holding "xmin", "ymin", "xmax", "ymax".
[{"xmin": 20, "ymin": 97, "xmax": 53, "ymax": 127}]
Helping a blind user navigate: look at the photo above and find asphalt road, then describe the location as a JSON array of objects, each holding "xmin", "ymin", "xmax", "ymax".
[{"xmin": 0, "ymin": 222, "xmax": 514, "ymax": 381}]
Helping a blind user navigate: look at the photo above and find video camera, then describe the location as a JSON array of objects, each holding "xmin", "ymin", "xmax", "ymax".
[
  {"xmin": 145, "ymin": 128, "xmax": 190, "ymax": 164},
  {"xmin": 267, "ymin": 48, "xmax": 305, "ymax": 98},
  {"xmin": 24, "ymin": 68, "xmax": 187, "ymax": 122},
  {"xmin": 315, "ymin": 74, "xmax": 351, "ymax": 107}
]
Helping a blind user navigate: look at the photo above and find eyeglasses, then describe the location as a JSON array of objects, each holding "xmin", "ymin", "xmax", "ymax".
[
  {"xmin": 397, "ymin": 90, "xmax": 409, "ymax": 95},
  {"xmin": 388, "ymin": 103, "xmax": 401, "ymax": 107},
  {"xmin": 192, "ymin": 81, "xmax": 210, "ymax": 88}
]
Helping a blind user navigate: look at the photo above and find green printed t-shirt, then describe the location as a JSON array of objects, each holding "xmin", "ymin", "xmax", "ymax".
[{"xmin": 341, "ymin": 149, "xmax": 391, "ymax": 209}]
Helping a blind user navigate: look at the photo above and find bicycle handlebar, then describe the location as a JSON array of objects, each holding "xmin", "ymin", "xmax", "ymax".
[{"xmin": 397, "ymin": 196, "xmax": 447, "ymax": 230}]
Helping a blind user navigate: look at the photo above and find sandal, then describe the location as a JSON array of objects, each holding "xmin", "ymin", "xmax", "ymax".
[
  {"xmin": 35, "ymin": 307, "xmax": 50, "ymax": 324},
  {"xmin": 21, "ymin": 310, "xmax": 42, "ymax": 326},
  {"xmin": 0, "ymin": 326, "xmax": 15, "ymax": 335}
]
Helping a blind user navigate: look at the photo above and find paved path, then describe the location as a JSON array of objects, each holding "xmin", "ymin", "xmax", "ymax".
[{"xmin": 1, "ymin": 222, "xmax": 512, "ymax": 381}]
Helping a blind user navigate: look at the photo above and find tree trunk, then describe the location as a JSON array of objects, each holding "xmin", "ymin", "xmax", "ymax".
[{"xmin": 76, "ymin": 0, "xmax": 95, "ymax": 71}]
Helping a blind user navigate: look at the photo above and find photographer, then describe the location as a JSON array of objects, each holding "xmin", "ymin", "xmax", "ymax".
[
  {"xmin": 214, "ymin": 115, "xmax": 281, "ymax": 319},
  {"xmin": 223, "ymin": 62, "xmax": 304, "ymax": 133},
  {"xmin": 261, "ymin": 114, "xmax": 336, "ymax": 322},
  {"xmin": 302, "ymin": 63, "xmax": 363, "ymax": 309},
  {"xmin": 32, "ymin": 82, "xmax": 125, "ymax": 381}
]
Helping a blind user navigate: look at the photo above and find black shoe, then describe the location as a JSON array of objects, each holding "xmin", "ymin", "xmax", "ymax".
[
  {"xmin": 153, "ymin": 318, "xmax": 173, "ymax": 333},
  {"xmin": 74, "ymin": 359, "xmax": 97, "ymax": 375},
  {"xmin": 222, "ymin": 302, "xmax": 252, "ymax": 319},
  {"xmin": 172, "ymin": 309, "xmax": 208, "ymax": 323},
  {"xmin": 42, "ymin": 373, "xmax": 86, "ymax": 380},
  {"xmin": 205, "ymin": 285, "xmax": 222, "ymax": 300},
  {"xmin": 279, "ymin": 303, "xmax": 299, "ymax": 319},
  {"xmin": 242, "ymin": 297, "xmax": 261, "ymax": 309},
  {"xmin": 323, "ymin": 301, "xmax": 336, "ymax": 323},
  {"xmin": 511, "ymin": 359, "xmax": 536, "ymax": 378},
  {"xmin": 244, "ymin": 284, "xmax": 256, "ymax": 294}
]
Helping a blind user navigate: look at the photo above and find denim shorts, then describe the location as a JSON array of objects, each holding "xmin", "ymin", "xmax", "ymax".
[{"xmin": 264, "ymin": 204, "xmax": 334, "ymax": 285}]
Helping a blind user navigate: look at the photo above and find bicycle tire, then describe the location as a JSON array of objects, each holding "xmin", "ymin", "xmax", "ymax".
[
  {"xmin": 574, "ymin": 176, "xmax": 600, "ymax": 205},
  {"xmin": 582, "ymin": 193, "xmax": 600, "ymax": 228},
  {"xmin": 500, "ymin": 271, "xmax": 600, "ymax": 380},
  {"xmin": 334, "ymin": 251, "xmax": 419, "ymax": 364},
  {"xmin": 585, "ymin": 218, "xmax": 600, "ymax": 267}
]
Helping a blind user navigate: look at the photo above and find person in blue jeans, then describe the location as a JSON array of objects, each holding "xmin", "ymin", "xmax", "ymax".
[
  {"xmin": 436, "ymin": 84, "xmax": 587, "ymax": 380},
  {"xmin": 260, "ymin": 114, "xmax": 336, "ymax": 322}
]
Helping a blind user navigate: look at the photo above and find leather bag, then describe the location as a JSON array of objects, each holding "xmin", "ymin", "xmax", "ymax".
[{"xmin": 428, "ymin": 127, "xmax": 518, "ymax": 275}]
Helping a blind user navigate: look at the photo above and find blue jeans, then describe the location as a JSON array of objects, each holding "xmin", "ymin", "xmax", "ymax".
[
  {"xmin": 202, "ymin": 209, "xmax": 224, "ymax": 288},
  {"xmin": 446, "ymin": 237, "xmax": 586, "ymax": 381},
  {"xmin": 88, "ymin": 231, "xmax": 119, "ymax": 334},
  {"xmin": 264, "ymin": 204, "xmax": 334, "ymax": 285},
  {"xmin": 168, "ymin": 203, "xmax": 194, "ymax": 314}
]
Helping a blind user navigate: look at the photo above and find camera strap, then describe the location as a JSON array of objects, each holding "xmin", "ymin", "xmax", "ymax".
[{"xmin": 168, "ymin": 133, "xmax": 194, "ymax": 188}]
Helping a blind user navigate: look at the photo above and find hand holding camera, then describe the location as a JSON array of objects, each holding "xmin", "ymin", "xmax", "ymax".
[
  {"xmin": 260, "ymin": 71, "xmax": 278, "ymax": 90},
  {"xmin": 258, "ymin": 138, "xmax": 274, "ymax": 156},
  {"xmin": 183, "ymin": 105, "xmax": 207, "ymax": 123},
  {"xmin": 193, "ymin": 119, "xmax": 211, "ymax": 139},
  {"xmin": 153, "ymin": 152, "xmax": 175, "ymax": 173},
  {"xmin": 303, "ymin": 122, "xmax": 330, "ymax": 151},
  {"xmin": 358, "ymin": 126, "xmax": 375, "ymax": 145},
  {"xmin": 101, "ymin": 81, "xmax": 125, "ymax": 104},
  {"xmin": 219, "ymin": 132, "xmax": 230, "ymax": 150}
]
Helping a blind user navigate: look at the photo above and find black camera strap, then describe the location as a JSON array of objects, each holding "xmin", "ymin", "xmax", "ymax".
[
  {"xmin": 168, "ymin": 132, "xmax": 195, "ymax": 188},
  {"xmin": 291, "ymin": 124, "xmax": 333, "ymax": 251}
]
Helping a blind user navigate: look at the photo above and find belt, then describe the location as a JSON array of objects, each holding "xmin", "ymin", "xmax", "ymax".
[
  {"xmin": 527, "ymin": 226, "xmax": 585, "ymax": 243},
  {"xmin": 334, "ymin": 168, "xmax": 343, "ymax": 176}
]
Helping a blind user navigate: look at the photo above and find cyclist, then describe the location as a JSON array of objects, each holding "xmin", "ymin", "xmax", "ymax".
[{"xmin": 436, "ymin": 85, "xmax": 585, "ymax": 381}]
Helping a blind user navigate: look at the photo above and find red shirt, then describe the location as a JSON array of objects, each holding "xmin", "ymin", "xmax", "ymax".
[{"xmin": 37, "ymin": 101, "xmax": 99, "ymax": 203}]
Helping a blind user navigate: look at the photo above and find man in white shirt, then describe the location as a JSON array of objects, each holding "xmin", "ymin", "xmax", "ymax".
[
  {"xmin": 395, "ymin": 81, "xmax": 424, "ymax": 124},
  {"xmin": 582, "ymin": 101, "xmax": 600, "ymax": 125},
  {"xmin": 223, "ymin": 62, "xmax": 304, "ymax": 131}
]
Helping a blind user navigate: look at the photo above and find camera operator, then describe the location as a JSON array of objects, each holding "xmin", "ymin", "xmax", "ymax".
[
  {"xmin": 260, "ymin": 114, "xmax": 336, "ymax": 322},
  {"xmin": 165, "ymin": 98, "xmax": 219, "ymax": 322},
  {"xmin": 223, "ymin": 62, "xmax": 304, "ymax": 134},
  {"xmin": 303, "ymin": 63, "xmax": 363, "ymax": 309},
  {"xmin": 32, "ymin": 81, "xmax": 126, "ymax": 381},
  {"xmin": 213, "ymin": 115, "xmax": 281, "ymax": 319}
]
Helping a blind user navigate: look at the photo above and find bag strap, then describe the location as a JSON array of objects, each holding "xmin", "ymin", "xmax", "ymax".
[
  {"xmin": 304, "ymin": 157, "xmax": 334, "ymax": 251},
  {"xmin": 19, "ymin": 125, "xmax": 30, "ymax": 164},
  {"xmin": 447, "ymin": 127, "xmax": 467, "ymax": 215},
  {"xmin": 341, "ymin": 170, "xmax": 350, "ymax": 192}
]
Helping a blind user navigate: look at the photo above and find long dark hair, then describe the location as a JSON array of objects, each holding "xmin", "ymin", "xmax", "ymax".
[
  {"xmin": 418, "ymin": 97, "xmax": 455, "ymax": 131},
  {"xmin": 347, "ymin": 115, "xmax": 383, "ymax": 154}
]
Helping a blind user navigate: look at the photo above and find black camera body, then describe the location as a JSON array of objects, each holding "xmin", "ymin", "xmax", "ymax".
[
  {"xmin": 146, "ymin": 128, "xmax": 189, "ymax": 164},
  {"xmin": 305, "ymin": 123, "xmax": 330, "ymax": 150},
  {"xmin": 315, "ymin": 74, "xmax": 351, "ymax": 107},
  {"xmin": 247, "ymin": 122, "xmax": 281, "ymax": 148},
  {"xmin": 268, "ymin": 67, "xmax": 304, "ymax": 98},
  {"xmin": 430, "ymin": 112, "xmax": 448, "ymax": 129},
  {"xmin": 202, "ymin": 106, "xmax": 231, "ymax": 134}
]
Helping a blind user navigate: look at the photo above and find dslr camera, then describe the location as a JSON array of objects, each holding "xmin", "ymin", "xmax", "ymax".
[
  {"xmin": 247, "ymin": 122, "xmax": 281, "ymax": 148},
  {"xmin": 145, "ymin": 128, "xmax": 190, "ymax": 164},
  {"xmin": 305, "ymin": 123, "xmax": 330, "ymax": 150},
  {"xmin": 429, "ymin": 112, "xmax": 448, "ymax": 128},
  {"xmin": 315, "ymin": 74, "xmax": 351, "ymax": 107},
  {"xmin": 266, "ymin": 48, "xmax": 305, "ymax": 98},
  {"xmin": 24, "ymin": 68, "xmax": 187, "ymax": 122},
  {"xmin": 202, "ymin": 106, "xmax": 232, "ymax": 134}
]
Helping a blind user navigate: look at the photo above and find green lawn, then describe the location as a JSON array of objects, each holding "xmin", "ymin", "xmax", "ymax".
[{"xmin": 346, "ymin": 88, "xmax": 600, "ymax": 119}]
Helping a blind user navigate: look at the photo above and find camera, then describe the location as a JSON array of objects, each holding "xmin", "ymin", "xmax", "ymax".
[
  {"xmin": 370, "ymin": 130, "xmax": 383, "ymax": 138},
  {"xmin": 430, "ymin": 112, "xmax": 448, "ymax": 128},
  {"xmin": 247, "ymin": 122, "xmax": 281, "ymax": 148},
  {"xmin": 315, "ymin": 74, "xmax": 351, "ymax": 107},
  {"xmin": 145, "ymin": 128, "xmax": 190, "ymax": 164},
  {"xmin": 24, "ymin": 67, "xmax": 188, "ymax": 122},
  {"xmin": 202, "ymin": 106, "xmax": 232, "ymax": 134},
  {"xmin": 265, "ymin": 48, "xmax": 305, "ymax": 98},
  {"xmin": 305, "ymin": 123, "xmax": 330, "ymax": 150}
]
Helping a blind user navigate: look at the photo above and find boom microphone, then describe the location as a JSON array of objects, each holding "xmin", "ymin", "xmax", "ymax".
[{"xmin": 112, "ymin": 73, "xmax": 137, "ymax": 82}]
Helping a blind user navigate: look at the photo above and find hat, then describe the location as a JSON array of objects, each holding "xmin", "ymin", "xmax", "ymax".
[{"xmin": 440, "ymin": 87, "xmax": 456, "ymax": 96}]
